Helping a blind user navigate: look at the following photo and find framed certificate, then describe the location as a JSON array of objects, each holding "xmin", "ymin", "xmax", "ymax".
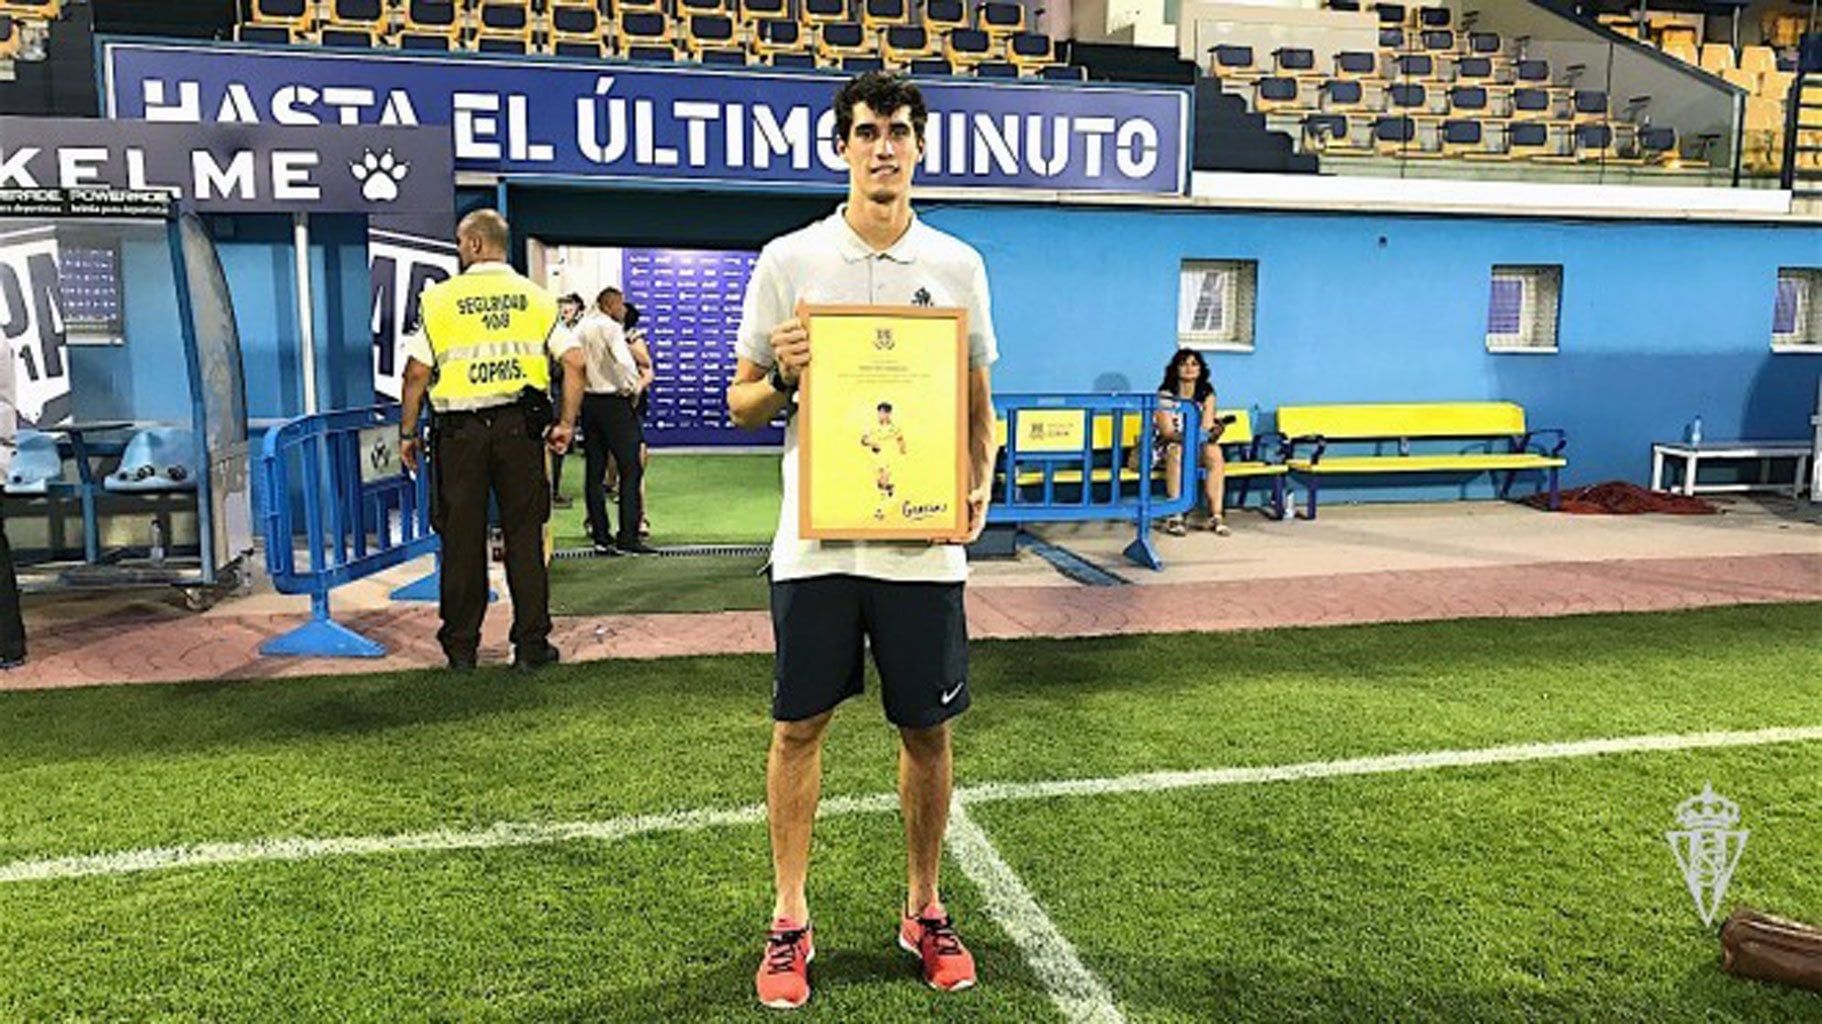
[{"xmin": 798, "ymin": 303, "xmax": 969, "ymax": 541}]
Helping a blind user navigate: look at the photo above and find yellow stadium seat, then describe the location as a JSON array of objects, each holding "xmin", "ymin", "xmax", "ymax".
[
  {"xmin": 1760, "ymin": 71, "xmax": 1794, "ymax": 101},
  {"xmin": 0, "ymin": 14, "xmax": 20, "ymax": 58},
  {"xmin": 1661, "ymin": 39, "xmax": 1698, "ymax": 66},
  {"xmin": 1739, "ymin": 46, "xmax": 1776, "ymax": 75},
  {"xmin": 1699, "ymin": 43, "xmax": 1734, "ymax": 73}
]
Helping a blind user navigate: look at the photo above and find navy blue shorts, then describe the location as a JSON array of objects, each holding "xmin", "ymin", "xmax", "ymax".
[{"xmin": 769, "ymin": 574, "xmax": 970, "ymax": 729}]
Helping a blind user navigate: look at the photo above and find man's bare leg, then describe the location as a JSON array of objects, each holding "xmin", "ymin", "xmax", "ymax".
[
  {"xmin": 769, "ymin": 710, "xmax": 835, "ymax": 922},
  {"xmin": 899, "ymin": 720, "xmax": 953, "ymax": 913}
]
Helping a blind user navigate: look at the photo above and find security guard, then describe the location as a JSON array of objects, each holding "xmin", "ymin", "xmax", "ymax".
[{"xmin": 399, "ymin": 210, "xmax": 586, "ymax": 672}]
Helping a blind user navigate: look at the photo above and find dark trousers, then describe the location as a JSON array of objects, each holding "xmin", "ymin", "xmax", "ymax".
[
  {"xmin": 582, "ymin": 392, "xmax": 644, "ymax": 547},
  {"xmin": 431, "ymin": 405, "xmax": 551, "ymax": 660},
  {"xmin": 0, "ymin": 508, "xmax": 24, "ymax": 662},
  {"xmin": 550, "ymin": 450, "xmax": 566, "ymax": 498}
]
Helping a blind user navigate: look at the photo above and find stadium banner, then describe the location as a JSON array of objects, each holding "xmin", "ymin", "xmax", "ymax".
[
  {"xmin": 0, "ymin": 115, "xmax": 452, "ymax": 215},
  {"xmin": 99, "ymin": 40, "xmax": 1191, "ymax": 196},
  {"xmin": 368, "ymin": 223, "xmax": 457, "ymax": 402},
  {"xmin": 0, "ymin": 226, "xmax": 73, "ymax": 427}
]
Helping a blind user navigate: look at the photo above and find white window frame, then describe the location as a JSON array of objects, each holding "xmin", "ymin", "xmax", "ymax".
[
  {"xmin": 1177, "ymin": 259, "xmax": 1257, "ymax": 352},
  {"xmin": 1485, "ymin": 264, "xmax": 1561, "ymax": 354},
  {"xmin": 1772, "ymin": 268, "xmax": 1821, "ymax": 353}
]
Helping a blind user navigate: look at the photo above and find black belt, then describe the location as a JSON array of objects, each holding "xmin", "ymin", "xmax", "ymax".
[{"xmin": 436, "ymin": 403, "xmax": 521, "ymax": 422}]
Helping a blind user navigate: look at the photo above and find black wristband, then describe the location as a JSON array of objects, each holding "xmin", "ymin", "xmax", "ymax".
[{"xmin": 768, "ymin": 364, "xmax": 797, "ymax": 395}]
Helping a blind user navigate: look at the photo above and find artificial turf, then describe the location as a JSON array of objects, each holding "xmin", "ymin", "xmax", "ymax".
[
  {"xmin": 3, "ymin": 603, "xmax": 1819, "ymax": 1021},
  {"xmin": 549, "ymin": 451, "xmax": 780, "ymax": 548}
]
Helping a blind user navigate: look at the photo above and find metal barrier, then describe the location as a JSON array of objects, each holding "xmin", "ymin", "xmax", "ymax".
[
  {"xmin": 257, "ymin": 404, "xmax": 436, "ymax": 657},
  {"xmin": 989, "ymin": 393, "xmax": 1200, "ymax": 569}
]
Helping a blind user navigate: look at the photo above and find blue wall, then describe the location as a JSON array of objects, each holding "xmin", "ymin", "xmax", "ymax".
[
  {"xmin": 922, "ymin": 203, "xmax": 1822, "ymax": 497},
  {"xmin": 69, "ymin": 215, "xmax": 372, "ymax": 427},
  {"xmin": 78, "ymin": 198, "xmax": 1819, "ymax": 510}
]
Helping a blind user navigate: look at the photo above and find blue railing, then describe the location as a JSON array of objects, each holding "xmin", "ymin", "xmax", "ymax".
[
  {"xmin": 989, "ymin": 392, "xmax": 1199, "ymax": 569},
  {"xmin": 257, "ymin": 404, "xmax": 437, "ymax": 657}
]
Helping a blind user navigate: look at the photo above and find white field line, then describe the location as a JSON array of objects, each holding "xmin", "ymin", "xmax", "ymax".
[
  {"xmin": 4, "ymin": 724, "xmax": 1820, "ymax": 886},
  {"xmin": 947, "ymin": 802, "xmax": 1127, "ymax": 1024}
]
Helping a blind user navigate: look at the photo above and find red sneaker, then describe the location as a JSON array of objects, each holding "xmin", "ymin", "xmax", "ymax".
[
  {"xmin": 755, "ymin": 918, "xmax": 814, "ymax": 1010},
  {"xmin": 897, "ymin": 901, "xmax": 977, "ymax": 992}
]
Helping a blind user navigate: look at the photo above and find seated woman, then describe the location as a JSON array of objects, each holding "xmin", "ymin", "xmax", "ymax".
[{"xmin": 1152, "ymin": 348, "xmax": 1229, "ymax": 537}]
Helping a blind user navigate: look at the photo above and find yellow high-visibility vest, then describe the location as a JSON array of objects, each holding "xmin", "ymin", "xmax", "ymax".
[{"xmin": 420, "ymin": 266, "xmax": 557, "ymax": 411}]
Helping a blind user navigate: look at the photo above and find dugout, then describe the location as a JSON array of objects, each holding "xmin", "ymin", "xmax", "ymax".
[{"xmin": 0, "ymin": 192, "xmax": 255, "ymax": 607}]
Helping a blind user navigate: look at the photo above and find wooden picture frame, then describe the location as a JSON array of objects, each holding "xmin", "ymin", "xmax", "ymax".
[{"xmin": 797, "ymin": 303, "xmax": 969, "ymax": 541}]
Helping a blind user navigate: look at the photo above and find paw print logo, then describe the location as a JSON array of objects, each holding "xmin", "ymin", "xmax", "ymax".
[{"xmin": 350, "ymin": 148, "xmax": 410, "ymax": 203}]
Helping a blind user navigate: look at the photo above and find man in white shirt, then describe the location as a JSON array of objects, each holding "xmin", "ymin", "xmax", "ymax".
[
  {"xmin": 575, "ymin": 288, "xmax": 656, "ymax": 554},
  {"xmin": 728, "ymin": 72, "xmax": 998, "ymax": 1010}
]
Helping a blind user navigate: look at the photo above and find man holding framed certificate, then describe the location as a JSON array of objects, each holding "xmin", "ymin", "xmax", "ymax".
[{"xmin": 727, "ymin": 72, "xmax": 999, "ymax": 1010}]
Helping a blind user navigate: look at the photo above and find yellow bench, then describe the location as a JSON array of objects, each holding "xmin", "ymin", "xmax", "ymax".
[
  {"xmin": 1276, "ymin": 401, "xmax": 1566, "ymax": 518},
  {"xmin": 997, "ymin": 408, "xmax": 1288, "ymax": 517}
]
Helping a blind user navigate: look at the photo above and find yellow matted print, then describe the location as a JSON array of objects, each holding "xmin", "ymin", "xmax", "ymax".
[{"xmin": 798, "ymin": 304, "xmax": 969, "ymax": 541}]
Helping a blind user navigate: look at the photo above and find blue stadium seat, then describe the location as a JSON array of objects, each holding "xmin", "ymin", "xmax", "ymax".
[
  {"xmin": 910, "ymin": 57, "xmax": 960, "ymax": 76},
  {"xmin": 1573, "ymin": 90, "xmax": 1608, "ymax": 120},
  {"xmin": 770, "ymin": 51, "xmax": 817, "ymax": 68},
  {"xmin": 752, "ymin": 17, "xmax": 806, "ymax": 58},
  {"xmin": 1039, "ymin": 64, "xmax": 1088, "ymax": 81},
  {"xmin": 1378, "ymin": 27, "xmax": 1405, "ymax": 49},
  {"xmin": 802, "ymin": 0, "xmax": 847, "ymax": 24},
  {"xmin": 687, "ymin": 13, "xmax": 737, "ymax": 46},
  {"xmin": 1373, "ymin": 115, "xmax": 1418, "ymax": 145},
  {"xmin": 1469, "ymin": 31, "xmax": 1502, "ymax": 54},
  {"xmin": 1008, "ymin": 31, "xmax": 1053, "ymax": 68},
  {"xmin": 1327, "ymin": 0, "xmax": 1361, "ymax": 10},
  {"xmin": 1511, "ymin": 87, "xmax": 1552, "ymax": 118},
  {"xmin": 235, "ymin": 23, "xmax": 298, "ymax": 44},
  {"xmin": 1420, "ymin": 29, "xmax": 1453, "ymax": 52},
  {"xmin": 974, "ymin": 60, "xmax": 1019, "ymax": 77},
  {"xmin": 104, "ymin": 428, "xmax": 199, "ymax": 494},
  {"xmin": 1441, "ymin": 119, "xmax": 1482, "ymax": 146},
  {"xmin": 698, "ymin": 46, "xmax": 748, "ymax": 64},
  {"xmin": 5, "ymin": 431, "xmax": 64, "ymax": 496},
  {"xmin": 1387, "ymin": 82, "xmax": 1429, "ymax": 113},
  {"xmin": 1209, "ymin": 44, "xmax": 1256, "ymax": 77},
  {"xmin": 1454, "ymin": 56, "xmax": 1494, "ymax": 82},
  {"xmin": 1418, "ymin": 6, "xmax": 1450, "ymax": 27},
  {"xmin": 1515, "ymin": 59, "xmax": 1550, "ymax": 83},
  {"xmin": 841, "ymin": 54, "xmax": 885, "ymax": 71},
  {"xmin": 251, "ymin": 0, "xmax": 312, "ymax": 26},
  {"xmin": 1449, "ymin": 85, "xmax": 1488, "ymax": 112},
  {"xmin": 861, "ymin": 0, "xmax": 909, "ymax": 30},
  {"xmin": 679, "ymin": 0, "xmax": 729, "ymax": 14},
  {"xmin": 978, "ymin": 1, "xmax": 1025, "ymax": 36},
  {"xmin": 925, "ymin": 0, "xmax": 968, "ymax": 32},
  {"xmin": 741, "ymin": 0, "xmax": 787, "ymax": 17},
  {"xmin": 1274, "ymin": 47, "xmax": 1316, "ymax": 75},
  {"xmin": 627, "ymin": 42, "xmax": 678, "ymax": 61},
  {"xmin": 321, "ymin": 25, "xmax": 380, "ymax": 47},
  {"xmin": 1334, "ymin": 50, "xmax": 1376, "ymax": 77},
  {"xmin": 945, "ymin": 27, "xmax": 992, "ymax": 64},
  {"xmin": 1321, "ymin": 79, "xmax": 1365, "ymax": 110},
  {"xmin": 1507, "ymin": 120, "xmax": 1549, "ymax": 157},
  {"xmin": 1392, "ymin": 54, "xmax": 1435, "ymax": 79},
  {"xmin": 1375, "ymin": 3, "xmax": 1405, "ymax": 25},
  {"xmin": 885, "ymin": 25, "xmax": 933, "ymax": 54}
]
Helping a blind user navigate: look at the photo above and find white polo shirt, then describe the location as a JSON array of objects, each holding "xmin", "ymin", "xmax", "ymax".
[{"xmin": 736, "ymin": 205, "xmax": 999, "ymax": 584}]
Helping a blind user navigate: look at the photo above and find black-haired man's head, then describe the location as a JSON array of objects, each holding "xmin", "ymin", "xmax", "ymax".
[{"xmin": 834, "ymin": 73, "xmax": 926, "ymax": 204}]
